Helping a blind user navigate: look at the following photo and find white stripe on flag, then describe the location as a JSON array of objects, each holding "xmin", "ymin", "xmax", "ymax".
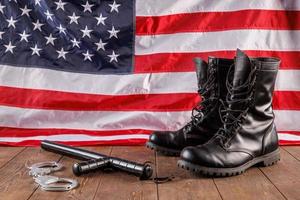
[
  {"xmin": 275, "ymin": 70, "xmax": 300, "ymax": 91},
  {"xmin": 1, "ymin": 65, "xmax": 299, "ymax": 94},
  {"xmin": 0, "ymin": 65, "xmax": 198, "ymax": 95},
  {"xmin": 278, "ymin": 133, "xmax": 300, "ymax": 141},
  {"xmin": 136, "ymin": 0, "xmax": 300, "ymax": 16},
  {"xmin": 0, "ymin": 106, "xmax": 191, "ymax": 131},
  {"xmin": 135, "ymin": 30, "xmax": 300, "ymax": 55},
  {"xmin": 1, "ymin": 105, "xmax": 299, "ymax": 133},
  {"xmin": 0, "ymin": 134, "xmax": 150, "ymax": 143},
  {"xmin": 274, "ymin": 110, "xmax": 300, "ymax": 131}
]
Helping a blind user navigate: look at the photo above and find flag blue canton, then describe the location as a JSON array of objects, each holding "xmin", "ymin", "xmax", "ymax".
[{"xmin": 0, "ymin": 0, "xmax": 134, "ymax": 74}]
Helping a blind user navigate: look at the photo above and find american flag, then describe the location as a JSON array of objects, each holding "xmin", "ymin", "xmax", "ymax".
[{"xmin": 0, "ymin": 0, "xmax": 299, "ymax": 146}]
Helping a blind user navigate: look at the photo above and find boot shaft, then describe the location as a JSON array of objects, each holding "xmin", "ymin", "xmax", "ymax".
[
  {"xmin": 250, "ymin": 57, "xmax": 280, "ymax": 115},
  {"xmin": 222, "ymin": 50, "xmax": 280, "ymax": 156},
  {"xmin": 194, "ymin": 57, "xmax": 233, "ymax": 100},
  {"xmin": 225, "ymin": 51, "xmax": 280, "ymax": 121}
]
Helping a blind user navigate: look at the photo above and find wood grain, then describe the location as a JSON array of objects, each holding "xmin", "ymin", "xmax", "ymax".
[
  {"xmin": 29, "ymin": 146, "xmax": 112, "ymax": 200},
  {"xmin": 214, "ymin": 168, "xmax": 285, "ymax": 200},
  {"xmin": 0, "ymin": 147, "xmax": 61, "ymax": 200},
  {"xmin": 283, "ymin": 146, "xmax": 300, "ymax": 161},
  {"xmin": 93, "ymin": 146, "xmax": 157, "ymax": 200},
  {"xmin": 0, "ymin": 146, "xmax": 299, "ymax": 200},
  {"xmin": 156, "ymin": 154, "xmax": 221, "ymax": 200},
  {"xmin": 0, "ymin": 147, "xmax": 25, "ymax": 169},
  {"xmin": 260, "ymin": 148, "xmax": 300, "ymax": 200}
]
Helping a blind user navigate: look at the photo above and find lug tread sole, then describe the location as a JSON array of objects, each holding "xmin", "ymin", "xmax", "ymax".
[{"xmin": 177, "ymin": 149, "xmax": 280, "ymax": 177}]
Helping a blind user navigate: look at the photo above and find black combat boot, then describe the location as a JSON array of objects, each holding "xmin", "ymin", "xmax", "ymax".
[
  {"xmin": 178, "ymin": 49, "xmax": 281, "ymax": 176},
  {"xmin": 146, "ymin": 57, "xmax": 234, "ymax": 156}
]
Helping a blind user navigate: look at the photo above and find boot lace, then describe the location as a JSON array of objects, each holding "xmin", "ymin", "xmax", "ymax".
[
  {"xmin": 215, "ymin": 63, "xmax": 257, "ymax": 146},
  {"xmin": 183, "ymin": 63, "xmax": 218, "ymax": 137}
]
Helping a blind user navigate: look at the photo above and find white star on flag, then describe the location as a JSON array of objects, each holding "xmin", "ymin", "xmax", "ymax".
[
  {"xmin": 95, "ymin": 14, "xmax": 107, "ymax": 26},
  {"xmin": 56, "ymin": 48, "xmax": 68, "ymax": 59},
  {"xmin": 33, "ymin": 20, "xmax": 44, "ymax": 31},
  {"xmin": 44, "ymin": 10, "xmax": 54, "ymax": 21},
  {"xmin": 35, "ymin": 0, "xmax": 41, "ymax": 6},
  {"xmin": 108, "ymin": 26, "xmax": 120, "ymax": 39},
  {"xmin": 45, "ymin": 34, "xmax": 57, "ymax": 45},
  {"xmin": 4, "ymin": 41, "xmax": 16, "ymax": 54},
  {"xmin": 57, "ymin": 24, "xmax": 67, "ymax": 35},
  {"xmin": 20, "ymin": 5, "xmax": 31, "ymax": 16},
  {"xmin": 82, "ymin": 1, "xmax": 94, "ymax": 13},
  {"xmin": 30, "ymin": 44, "xmax": 42, "ymax": 56},
  {"xmin": 0, "ymin": 3, "xmax": 5, "ymax": 14},
  {"xmin": 71, "ymin": 38, "xmax": 80, "ymax": 48},
  {"xmin": 6, "ymin": 16, "xmax": 18, "ymax": 29},
  {"xmin": 95, "ymin": 39, "xmax": 107, "ymax": 51},
  {"xmin": 81, "ymin": 26, "xmax": 92, "ymax": 38},
  {"xmin": 55, "ymin": 0, "xmax": 67, "ymax": 11},
  {"xmin": 82, "ymin": 50, "xmax": 94, "ymax": 61},
  {"xmin": 109, "ymin": 1, "xmax": 121, "ymax": 13},
  {"xmin": 19, "ymin": 31, "xmax": 30, "ymax": 42},
  {"xmin": 68, "ymin": 12, "xmax": 80, "ymax": 24},
  {"xmin": 108, "ymin": 50, "xmax": 119, "ymax": 63},
  {"xmin": 0, "ymin": 31, "xmax": 4, "ymax": 39}
]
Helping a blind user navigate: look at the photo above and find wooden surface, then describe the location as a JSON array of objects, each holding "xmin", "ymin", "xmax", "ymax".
[{"xmin": 0, "ymin": 146, "xmax": 299, "ymax": 200}]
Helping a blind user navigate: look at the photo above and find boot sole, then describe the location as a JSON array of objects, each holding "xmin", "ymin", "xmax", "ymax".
[
  {"xmin": 146, "ymin": 142, "xmax": 181, "ymax": 156},
  {"xmin": 177, "ymin": 148, "xmax": 280, "ymax": 177}
]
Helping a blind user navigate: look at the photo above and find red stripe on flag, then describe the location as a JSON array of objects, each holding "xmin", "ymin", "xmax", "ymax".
[
  {"xmin": 1, "ymin": 139, "xmax": 299, "ymax": 146},
  {"xmin": 135, "ymin": 51, "xmax": 300, "ymax": 73},
  {"xmin": 0, "ymin": 86, "xmax": 200, "ymax": 111},
  {"xmin": 136, "ymin": 10, "xmax": 300, "ymax": 35},
  {"xmin": 279, "ymin": 140, "xmax": 300, "ymax": 145},
  {"xmin": 0, "ymin": 127, "xmax": 153, "ymax": 137},
  {"xmin": 0, "ymin": 139, "xmax": 148, "ymax": 147},
  {"xmin": 273, "ymin": 91, "xmax": 300, "ymax": 110}
]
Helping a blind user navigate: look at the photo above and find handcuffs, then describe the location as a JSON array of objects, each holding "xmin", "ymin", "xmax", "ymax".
[
  {"xmin": 34, "ymin": 175, "xmax": 78, "ymax": 191},
  {"xmin": 28, "ymin": 161, "xmax": 63, "ymax": 177},
  {"xmin": 27, "ymin": 161, "xmax": 78, "ymax": 191}
]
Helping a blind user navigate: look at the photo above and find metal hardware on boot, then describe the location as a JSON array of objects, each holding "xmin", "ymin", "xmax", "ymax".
[
  {"xmin": 34, "ymin": 175, "xmax": 78, "ymax": 191},
  {"xmin": 72, "ymin": 158, "xmax": 110, "ymax": 176},
  {"xmin": 146, "ymin": 57, "xmax": 234, "ymax": 156},
  {"xmin": 27, "ymin": 161, "xmax": 63, "ymax": 177},
  {"xmin": 178, "ymin": 49, "xmax": 281, "ymax": 177},
  {"xmin": 41, "ymin": 140, "xmax": 153, "ymax": 180}
]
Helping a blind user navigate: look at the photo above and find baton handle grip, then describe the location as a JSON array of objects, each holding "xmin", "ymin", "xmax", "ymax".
[
  {"xmin": 73, "ymin": 158, "xmax": 153, "ymax": 180},
  {"xmin": 109, "ymin": 158, "xmax": 153, "ymax": 180},
  {"xmin": 72, "ymin": 158, "xmax": 111, "ymax": 176}
]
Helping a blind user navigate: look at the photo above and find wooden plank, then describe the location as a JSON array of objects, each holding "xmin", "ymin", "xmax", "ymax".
[
  {"xmin": 260, "ymin": 148, "xmax": 300, "ymax": 200},
  {"xmin": 214, "ymin": 168, "xmax": 285, "ymax": 200},
  {"xmin": 0, "ymin": 147, "xmax": 61, "ymax": 200},
  {"xmin": 283, "ymin": 146, "xmax": 300, "ymax": 161},
  {"xmin": 0, "ymin": 147, "xmax": 25, "ymax": 169},
  {"xmin": 29, "ymin": 146, "xmax": 112, "ymax": 200},
  {"xmin": 156, "ymin": 154, "xmax": 222, "ymax": 200},
  {"xmin": 93, "ymin": 146, "xmax": 157, "ymax": 200}
]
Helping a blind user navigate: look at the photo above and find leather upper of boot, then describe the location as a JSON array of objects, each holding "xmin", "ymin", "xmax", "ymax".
[
  {"xmin": 180, "ymin": 49, "xmax": 281, "ymax": 167},
  {"xmin": 149, "ymin": 58, "xmax": 234, "ymax": 150}
]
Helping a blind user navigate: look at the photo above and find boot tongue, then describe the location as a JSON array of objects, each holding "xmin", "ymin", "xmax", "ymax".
[
  {"xmin": 226, "ymin": 49, "xmax": 252, "ymax": 125},
  {"xmin": 193, "ymin": 58, "xmax": 208, "ymax": 91},
  {"xmin": 233, "ymin": 49, "xmax": 251, "ymax": 88}
]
